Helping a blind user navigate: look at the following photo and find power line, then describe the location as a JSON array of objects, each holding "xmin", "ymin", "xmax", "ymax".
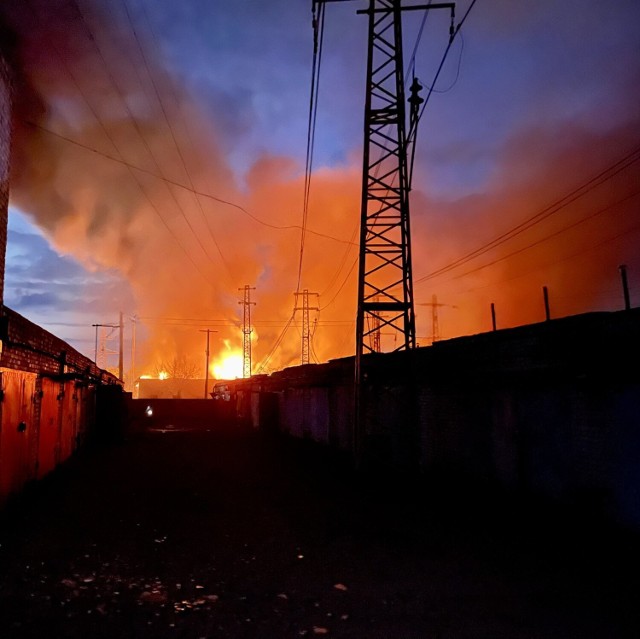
[
  {"xmin": 320, "ymin": 256, "xmax": 358, "ymax": 311},
  {"xmin": 22, "ymin": 121, "xmax": 357, "ymax": 248},
  {"xmin": 450, "ymin": 188, "xmax": 640, "ymax": 282},
  {"xmin": 413, "ymin": 145, "xmax": 640, "ymax": 285},
  {"xmin": 297, "ymin": 1, "xmax": 326, "ymax": 292},
  {"xmin": 407, "ymin": 0, "xmax": 479, "ymax": 185},
  {"xmin": 69, "ymin": 0, "xmax": 228, "ymax": 273},
  {"xmin": 119, "ymin": 0, "xmax": 234, "ymax": 284},
  {"xmin": 22, "ymin": 0, "xmax": 215, "ymax": 287},
  {"xmin": 256, "ymin": 310, "xmax": 297, "ymax": 373}
]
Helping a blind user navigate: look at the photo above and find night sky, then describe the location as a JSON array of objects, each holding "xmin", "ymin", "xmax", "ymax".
[{"xmin": 1, "ymin": 0, "xmax": 639, "ymax": 381}]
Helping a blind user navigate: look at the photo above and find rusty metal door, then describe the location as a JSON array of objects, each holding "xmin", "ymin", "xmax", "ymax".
[
  {"xmin": 59, "ymin": 381, "xmax": 78, "ymax": 463},
  {"xmin": 37, "ymin": 377, "xmax": 61, "ymax": 479},
  {"xmin": 0, "ymin": 370, "xmax": 37, "ymax": 501}
]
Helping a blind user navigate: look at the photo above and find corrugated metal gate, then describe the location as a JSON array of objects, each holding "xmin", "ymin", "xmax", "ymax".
[
  {"xmin": 37, "ymin": 378, "xmax": 61, "ymax": 479},
  {"xmin": 1, "ymin": 371, "xmax": 102, "ymax": 503},
  {"xmin": 59, "ymin": 381, "xmax": 78, "ymax": 464},
  {"xmin": 0, "ymin": 370, "xmax": 36, "ymax": 499}
]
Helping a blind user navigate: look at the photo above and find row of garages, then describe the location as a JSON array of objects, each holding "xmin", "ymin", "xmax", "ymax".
[{"xmin": 0, "ymin": 369, "xmax": 96, "ymax": 504}]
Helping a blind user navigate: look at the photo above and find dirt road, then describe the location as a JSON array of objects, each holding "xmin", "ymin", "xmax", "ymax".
[{"xmin": 0, "ymin": 427, "xmax": 637, "ymax": 638}]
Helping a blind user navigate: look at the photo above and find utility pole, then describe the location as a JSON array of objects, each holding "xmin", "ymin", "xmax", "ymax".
[
  {"xmin": 119, "ymin": 311, "xmax": 124, "ymax": 381},
  {"xmin": 199, "ymin": 329, "xmax": 217, "ymax": 398},
  {"xmin": 239, "ymin": 285, "xmax": 256, "ymax": 378},
  {"xmin": 543, "ymin": 286, "xmax": 551, "ymax": 321},
  {"xmin": 92, "ymin": 324, "xmax": 99, "ymax": 364},
  {"xmin": 294, "ymin": 290, "xmax": 320, "ymax": 365},
  {"xmin": 130, "ymin": 315, "xmax": 137, "ymax": 393},
  {"xmin": 619, "ymin": 264, "xmax": 631, "ymax": 310}
]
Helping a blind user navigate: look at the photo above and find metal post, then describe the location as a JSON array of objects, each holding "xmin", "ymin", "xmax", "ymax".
[
  {"xmin": 92, "ymin": 324, "xmax": 99, "ymax": 363},
  {"xmin": 204, "ymin": 330, "xmax": 210, "ymax": 399},
  {"xmin": 619, "ymin": 264, "xmax": 631, "ymax": 311},
  {"xmin": 118, "ymin": 311, "xmax": 124, "ymax": 381},
  {"xmin": 543, "ymin": 286, "xmax": 550, "ymax": 321},
  {"xmin": 130, "ymin": 316, "xmax": 137, "ymax": 393},
  {"xmin": 491, "ymin": 303, "xmax": 497, "ymax": 331},
  {"xmin": 198, "ymin": 329, "xmax": 218, "ymax": 398}
]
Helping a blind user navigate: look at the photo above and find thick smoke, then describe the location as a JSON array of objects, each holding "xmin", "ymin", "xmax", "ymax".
[
  {"xmin": 0, "ymin": 0, "xmax": 363, "ymax": 374},
  {"xmin": 1, "ymin": 0, "xmax": 639, "ymax": 375}
]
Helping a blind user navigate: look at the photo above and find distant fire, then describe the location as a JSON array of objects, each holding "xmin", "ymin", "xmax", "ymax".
[{"xmin": 212, "ymin": 341, "xmax": 243, "ymax": 379}]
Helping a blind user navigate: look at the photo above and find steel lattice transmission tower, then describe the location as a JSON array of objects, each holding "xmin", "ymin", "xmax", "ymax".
[
  {"xmin": 313, "ymin": 1, "xmax": 454, "ymax": 358},
  {"xmin": 295, "ymin": 290, "xmax": 319, "ymax": 365},
  {"xmin": 238, "ymin": 285, "xmax": 256, "ymax": 378},
  {"xmin": 355, "ymin": 0, "xmax": 418, "ymax": 364},
  {"xmin": 314, "ymin": 0, "xmax": 455, "ymax": 459}
]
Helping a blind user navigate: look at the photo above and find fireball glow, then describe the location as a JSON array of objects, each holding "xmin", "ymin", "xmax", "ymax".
[{"xmin": 212, "ymin": 353, "xmax": 243, "ymax": 380}]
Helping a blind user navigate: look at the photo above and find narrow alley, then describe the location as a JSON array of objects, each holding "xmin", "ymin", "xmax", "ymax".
[{"xmin": 0, "ymin": 425, "xmax": 637, "ymax": 638}]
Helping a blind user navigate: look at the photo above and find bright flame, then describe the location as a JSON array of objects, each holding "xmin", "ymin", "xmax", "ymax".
[
  {"xmin": 158, "ymin": 371, "xmax": 169, "ymax": 380},
  {"xmin": 213, "ymin": 353, "xmax": 243, "ymax": 380}
]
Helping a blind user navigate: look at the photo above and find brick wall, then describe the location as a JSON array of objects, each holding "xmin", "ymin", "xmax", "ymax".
[
  {"xmin": 0, "ymin": 51, "xmax": 10, "ymax": 307},
  {"xmin": 0, "ymin": 306, "xmax": 120, "ymax": 384}
]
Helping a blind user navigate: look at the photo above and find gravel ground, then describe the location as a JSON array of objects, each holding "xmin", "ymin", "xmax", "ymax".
[{"xmin": 0, "ymin": 426, "xmax": 638, "ymax": 638}]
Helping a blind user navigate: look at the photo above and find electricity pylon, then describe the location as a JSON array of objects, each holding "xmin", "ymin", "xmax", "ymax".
[
  {"xmin": 294, "ymin": 290, "xmax": 319, "ymax": 365},
  {"xmin": 313, "ymin": 0, "xmax": 455, "ymax": 459},
  {"xmin": 238, "ymin": 285, "xmax": 256, "ymax": 378},
  {"xmin": 417, "ymin": 294, "xmax": 457, "ymax": 344}
]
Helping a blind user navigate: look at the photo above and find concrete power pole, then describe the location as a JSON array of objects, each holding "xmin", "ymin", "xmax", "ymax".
[
  {"xmin": 239, "ymin": 285, "xmax": 256, "ymax": 378},
  {"xmin": 294, "ymin": 290, "xmax": 319, "ymax": 365}
]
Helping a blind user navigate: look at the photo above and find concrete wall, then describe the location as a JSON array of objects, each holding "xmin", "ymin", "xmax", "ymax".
[{"xmin": 231, "ymin": 310, "xmax": 640, "ymax": 530}]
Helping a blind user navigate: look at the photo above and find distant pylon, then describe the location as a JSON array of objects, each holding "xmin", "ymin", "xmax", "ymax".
[
  {"xmin": 369, "ymin": 294, "xmax": 384, "ymax": 352},
  {"xmin": 95, "ymin": 324, "xmax": 119, "ymax": 370},
  {"xmin": 238, "ymin": 285, "xmax": 256, "ymax": 378},
  {"xmin": 294, "ymin": 290, "xmax": 319, "ymax": 365},
  {"xmin": 417, "ymin": 295, "xmax": 457, "ymax": 344}
]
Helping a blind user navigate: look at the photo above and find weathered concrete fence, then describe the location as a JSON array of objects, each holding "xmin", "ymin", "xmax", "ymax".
[
  {"xmin": 230, "ymin": 309, "xmax": 640, "ymax": 530},
  {"xmin": 0, "ymin": 308, "xmax": 122, "ymax": 505}
]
